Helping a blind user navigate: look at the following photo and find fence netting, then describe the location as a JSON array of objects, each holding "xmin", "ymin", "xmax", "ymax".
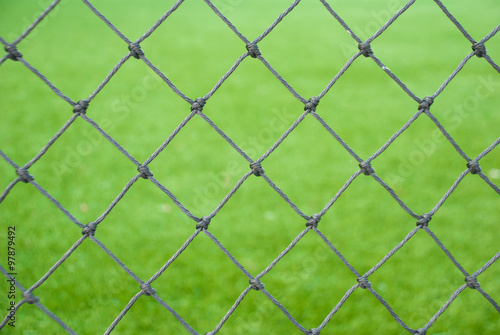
[{"xmin": 1, "ymin": 0, "xmax": 500, "ymax": 334}]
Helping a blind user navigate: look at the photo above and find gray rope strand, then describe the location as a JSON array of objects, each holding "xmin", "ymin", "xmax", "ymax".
[
  {"xmin": 203, "ymin": 0, "xmax": 250, "ymax": 44},
  {"xmin": 208, "ymin": 286, "xmax": 254, "ymax": 335},
  {"xmin": 27, "ymin": 236, "xmax": 87, "ymax": 292},
  {"xmin": 13, "ymin": 0, "xmax": 61, "ymax": 45},
  {"xmin": 24, "ymin": 114, "xmax": 80, "ymax": 169},
  {"xmin": 143, "ymin": 110, "xmax": 198, "ymax": 166},
  {"xmin": 363, "ymin": 227, "xmax": 421, "ymax": 278},
  {"xmin": 136, "ymin": 0, "xmax": 186, "ymax": 44},
  {"xmin": 81, "ymin": 0, "xmax": 132, "ymax": 44},
  {"xmin": 433, "ymin": 0, "xmax": 476, "ymax": 44},
  {"xmin": 366, "ymin": 0, "xmax": 416, "ymax": 44},
  {"xmin": 18, "ymin": 58, "xmax": 75, "ymax": 105},
  {"xmin": 432, "ymin": 53, "xmax": 475, "ymax": 98},
  {"xmin": 146, "ymin": 230, "xmax": 202, "ymax": 284},
  {"xmin": 319, "ymin": 0, "xmax": 363, "ymax": 44},
  {"xmin": 253, "ymin": 0, "xmax": 303, "ymax": 44},
  {"xmin": 315, "ymin": 284, "xmax": 359, "ymax": 332}
]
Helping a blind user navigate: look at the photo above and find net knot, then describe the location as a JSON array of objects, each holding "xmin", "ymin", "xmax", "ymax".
[
  {"xmin": 358, "ymin": 42, "xmax": 373, "ymax": 57},
  {"xmin": 357, "ymin": 276, "xmax": 372, "ymax": 289},
  {"xmin": 465, "ymin": 276, "xmax": 480, "ymax": 289},
  {"xmin": 304, "ymin": 97, "xmax": 320, "ymax": 112},
  {"xmin": 246, "ymin": 42, "xmax": 261, "ymax": 58},
  {"xmin": 73, "ymin": 100, "xmax": 89, "ymax": 114},
  {"xmin": 82, "ymin": 222, "xmax": 97, "ymax": 236},
  {"xmin": 141, "ymin": 283, "xmax": 157, "ymax": 296},
  {"xmin": 128, "ymin": 42, "xmax": 144, "ymax": 59},
  {"xmin": 416, "ymin": 213, "xmax": 432, "ymax": 227},
  {"xmin": 472, "ymin": 42, "xmax": 486, "ymax": 58},
  {"xmin": 414, "ymin": 329, "xmax": 427, "ymax": 335},
  {"xmin": 466, "ymin": 160, "xmax": 481, "ymax": 174},
  {"xmin": 306, "ymin": 214, "xmax": 321, "ymax": 228},
  {"xmin": 249, "ymin": 278, "xmax": 265, "ymax": 290},
  {"xmin": 191, "ymin": 97, "xmax": 206, "ymax": 113},
  {"xmin": 138, "ymin": 165, "xmax": 153, "ymax": 179},
  {"xmin": 196, "ymin": 216, "xmax": 211, "ymax": 230},
  {"xmin": 418, "ymin": 97, "xmax": 433, "ymax": 111},
  {"xmin": 23, "ymin": 291, "xmax": 39, "ymax": 304},
  {"xmin": 5, "ymin": 44, "xmax": 22, "ymax": 61},
  {"xmin": 309, "ymin": 329, "xmax": 320, "ymax": 335},
  {"xmin": 359, "ymin": 161, "xmax": 374, "ymax": 175},
  {"xmin": 250, "ymin": 162, "xmax": 265, "ymax": 176},
  {"xmin": 16, "ymin": 168, "xmax": 34, "ymax": 183}
]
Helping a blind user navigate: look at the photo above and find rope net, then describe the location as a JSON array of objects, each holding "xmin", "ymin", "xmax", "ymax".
[{"xmin": 1, "ymin": 0, "xmax": 499, "ymax": 334}]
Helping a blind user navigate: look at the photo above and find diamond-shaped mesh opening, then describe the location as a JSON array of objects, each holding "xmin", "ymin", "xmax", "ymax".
[
  {"xmin": 205, "ymin": 57, "xmax": 304, "ymax": 152},
  {"xmin": 263, "ymin": 114, "xmax": 356, "ymax": 214},
  {"xmin": 94, "ymin": 178, "xmax": 195, "ymax": 278},
  {"xmin": 373, "ymin": 114, "xmax": 466, "ymax": 212},
  {"xmin": 1, "ymin": 0, "xmax": 499, "ymax": 334},
  {"xmin": 315, "ymin": 57, "xmax": 417, "ymax": 158},
  {"xmin": 208, "ymin": 176, "xmax": 306, "ymax": 274},
  {"xmin": 12, "ymin": 1, "xmax": 124, "ymax": 98},
  {"xmin": 141, "ymin": 1, "xmax": 245, "ymax": 98},
  {"xmin": 87, "ymin": 60, "xmax": 190, "ymax": 162},
  {"xmin": 31, "ymin": 118, "xmax": 136, "ymax": 222}
]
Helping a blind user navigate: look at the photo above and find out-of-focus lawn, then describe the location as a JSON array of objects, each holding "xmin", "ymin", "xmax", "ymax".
[{"xmin": 0, "ymin": 0, "xmax": 499, "ymax": 334}]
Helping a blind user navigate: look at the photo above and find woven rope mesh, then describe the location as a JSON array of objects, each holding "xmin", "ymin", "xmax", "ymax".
[{"xmin": 1, "ymin": 0, "xmax": 500, "ymax": 334}]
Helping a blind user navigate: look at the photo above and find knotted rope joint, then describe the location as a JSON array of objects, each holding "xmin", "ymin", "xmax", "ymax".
[
  {"xmin": 141, "ymin": 283, "xmax": 157, "ymax": 296},
  {"xmin": 128, "ymin": 43, "xmax": 144, "ymax": 59},
  {"xmin": 16, "ymin": 168, "xmax": 34, "ymax": 183},
  {"xmin": 358, "ymin": 42, "xmax": 373, "ymax": 57},
  {"xmin": 246, "ymin": 42, "xmax": 261, "ymax": 58},
  {"xmin": 306, "ymin": 214, "xmax": 321, "ymax": 228},
  {"xmin": 417, "ymin": 213, "xmax": 432, "ymax": 227},
  {"xmin": 138, "ymin": 165, "xmax": 153, "ymax": 179},
  {"xmin": 249, "ymin": 278, "xmax": 265, "ymax": 290},
  {"xmin": 5, "ymin": 44, "xmax": 22, "ymax": 61},
  {"xmin": 472, "ymin": 42, "xmax": 486, "ymax": 58},
  {"xmin": 196, "ymin": 216, "xmax": 211, "ymax": 230},
  {"xmin": 250, "ymin": 162, "xmax": 265, "ymax": 176},
  {"xmin": 465, "ymin": 276, "xmax": 480, "ymax": 289},
  {"xmin": 191, "ymin": 97, "xmax": 206, "ymax": 113},
  {"xmin": 23, "ymin": 291, "xmax": 39, "ymax": 304},
  {"xmin": 73, "ymin": 100, "xmax": 89, "ymax": 114},
  {"xmin": 359, "ymin": 161, "xmax": 374, "ymax": 175},
  {"xmin": 418, "ymin": 97, "xmax": 434, "ymax": 111},
  {"xmin": 357, "ymin": 276, "xmax": 372, "ymax": 289},
  {"xmin": 82, "ymin": 222, "xmax": 97, "ymax": 236},
  {"xmin": 466, "ymin": 160, "xmax": 481, "ymax": 174},
  {"xmin": 304, "ymin": 97, "xmax": 320, "ymax": 112}
]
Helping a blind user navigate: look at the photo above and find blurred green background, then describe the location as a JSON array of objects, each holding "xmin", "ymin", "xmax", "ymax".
[{"xmin": 1, "ymin": 0, "xmax": 499, "ymax": 334}]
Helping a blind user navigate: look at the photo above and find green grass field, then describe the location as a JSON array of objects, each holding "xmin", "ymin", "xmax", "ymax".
[{"xmin": 1, "ymin": 0, "xmax": 500, "ymax": 334}]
